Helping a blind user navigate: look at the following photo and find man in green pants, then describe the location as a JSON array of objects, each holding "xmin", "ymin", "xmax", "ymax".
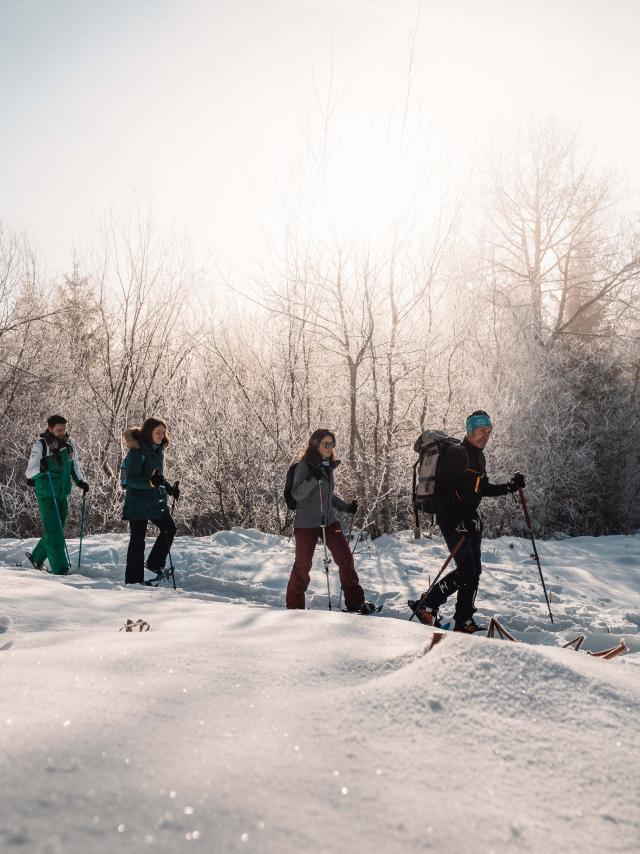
[{"xmin": 25, "ymin": 415, "xmax": 89, "ymax": 575}]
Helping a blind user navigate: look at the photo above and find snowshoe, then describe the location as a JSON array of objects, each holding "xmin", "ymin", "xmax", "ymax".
[
  {"xmin": 342, "ymin": 601, "xmax": 382, "ymax": 615},
  {"xmin": 453, "ymin": 619, "xmax": 484, "ymax": 634},
  {"xmin": 24, "ymin": 550, "xmax": 47, "ymax": 572},
  {"xmin": 146, "ymin": 564, "xmax": 165, "ymax": 576},
  {"xmin": 145, "ymin": 568, "xmax": 177, "ymax": 590}
]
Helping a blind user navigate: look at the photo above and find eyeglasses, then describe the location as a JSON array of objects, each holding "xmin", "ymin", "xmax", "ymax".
[{"xmin": 321, "ymin": 440, "xmax": 336, "ymax": 449}]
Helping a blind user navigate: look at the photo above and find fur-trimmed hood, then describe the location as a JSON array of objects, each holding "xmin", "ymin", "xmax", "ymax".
[{"xmin": 122, "ymin": 428, "xmax": 141, "ymax": 450}]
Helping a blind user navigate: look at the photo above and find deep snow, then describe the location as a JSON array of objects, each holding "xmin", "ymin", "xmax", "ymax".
[{"xmin": 1, "ymin": 528, "xmax": 639, "ymax": 853}]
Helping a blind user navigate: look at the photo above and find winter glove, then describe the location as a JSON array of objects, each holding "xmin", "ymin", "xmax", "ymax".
[
  {"xmin": 166, "ymin": 481, "xmax": 180, "ymax": 500},
  {"xmin": 507, "ymin": 471, "xmax": 526, "ymax": 493},
  {"xmin": 347, "ymin": 500, "xmax": 358, "ymax": 514},
  {"xmin": 306, "ymin": 465, "xmax": 324, "ymax": 482},
  {"xmin": 78, "ymin": 480, "xmax": 90, "ymax": 494},
  {"xmin": 27, "ymin": 478, "xmax": 35, "ymax": 489},
  {"xmin": 150, "ymin": 470, "xmax": 166, "ymax": 488},
  {"xmin": 456, "ymin": 518, "xmax": 479, "ymax": 536},
  {"xmin": 39, "ymin": 457, "xmax": 48, "ymax": 473}
]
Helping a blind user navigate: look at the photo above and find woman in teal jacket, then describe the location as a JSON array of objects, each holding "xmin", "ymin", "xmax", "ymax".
[{"xmin": 122, "ymin": 417, "xmax": 179, "ymax": 585}]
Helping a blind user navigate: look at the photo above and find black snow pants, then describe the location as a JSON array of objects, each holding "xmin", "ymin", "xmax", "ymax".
[
  {"xmin": 125, "ymin": 514, "xmax": 177, "ymax": 585},
  {"xmin": 423, "ymin": 512, "xmax": 483, "ymax": 625}
]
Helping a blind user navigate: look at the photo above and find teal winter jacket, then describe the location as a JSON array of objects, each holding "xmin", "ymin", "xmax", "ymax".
[{"xmin": 122, "ymin": 442, "xmax": 168, "ymax": 521}]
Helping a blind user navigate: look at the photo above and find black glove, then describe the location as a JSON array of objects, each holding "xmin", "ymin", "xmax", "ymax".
[
  {"xmin": 150, "ymin": 471, "xmax": 166, "ymax": 488},
  {"xmin": 78, "ymin": 480, "xmax": 90, "ymax": 494},
  {"xmin": 166, "ymin": 481, "xmax": 180, "ymax": 500},
  {"xmin": 507, "ymin": 471, "xmax": 526, "ymax": 493},
  {"xmin": 456, "ymin": 518, "xmax": 479, "ymax": 536},
  {"xmin": 39, "ymin": 457, "xmax": 48, "ymax": 473},
  {"xmin": 347, "ymin": 500, "xmax": 358, "ymax": 514},
  {"xmin": 27, "ymin": 478, "xmax": 35, "ymax": 489}
]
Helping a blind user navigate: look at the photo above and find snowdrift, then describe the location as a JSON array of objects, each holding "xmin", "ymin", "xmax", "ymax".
[{"xmin": 0, "ymin": 529, "xmax": 639, "ymax": 852}]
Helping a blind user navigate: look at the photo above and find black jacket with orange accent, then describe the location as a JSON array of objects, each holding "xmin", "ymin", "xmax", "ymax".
[{"xmin": 434, "ymin": 437, "xmax": 509, "ymax": 524}]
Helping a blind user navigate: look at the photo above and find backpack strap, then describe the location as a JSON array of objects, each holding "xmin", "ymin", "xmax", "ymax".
[
  {"xmin": 40, "ymin": 437, "xmax": 48, "ymax": 464},
  {"xmin": 412, "ymin": 459, "xmax": 420, "ymax": 531}
]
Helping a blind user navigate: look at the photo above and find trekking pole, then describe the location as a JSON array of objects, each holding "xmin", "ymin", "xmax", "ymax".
[
  {"xmin": 166, "ymin": 537, "xmax": 177, "ymax": 590},
  {"xmin": 286, "ymin": 516, "xmax": 294, "ymax": 543},
  {"xmin": 46, "ymin": 471, "xmax": 71, "ymax": 570},
  {"xmin": 409, "ymin": 536, "xmax": 465, "ymax": 621},
  {"xmin": 77, "ymin": 492, "xmax": 87, "ymax": 570},
  {"xmin": 346, "ymin": 512, "xmax": 355, "ymax": 549},
  {"xmin": 351, "ymin": 528, "xmax": 365, "ymax": 555},
  {"xmin": 164, "ymin": 489, "xmax": 178, "ymax": 590},
  {"xmin": 337, "ymin": 512, "xmax": 356, "ymax": 610},
  {"xmin": 514, "ymin": 489, "xmax": 553, "ymax": 623},
  {"xmin": 318, "ymin": 483, "xmax": 332, "ymax": 611}
]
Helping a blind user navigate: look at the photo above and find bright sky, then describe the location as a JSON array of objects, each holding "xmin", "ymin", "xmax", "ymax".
[{"xmin": 1, "ymin": 0, "xmax": 639, "ymax": 279}]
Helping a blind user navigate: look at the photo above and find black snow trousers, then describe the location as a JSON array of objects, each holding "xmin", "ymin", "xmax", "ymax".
[
  {"xmin": 125, "ymin": 515, "xmax": 176, "ymax": 585},
  {"xmin": 423, "ymin": 512, "xmax": 483, "ymax": 625}
]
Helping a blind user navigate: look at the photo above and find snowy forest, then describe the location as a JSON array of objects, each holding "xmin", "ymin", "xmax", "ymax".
[
  {"xmin": 1, "ymin": 123, "xmax": 639, "ymax": 541},
  {"xmin": 2, "ymin": 6, "xmax": 640, "ymax": 853}
]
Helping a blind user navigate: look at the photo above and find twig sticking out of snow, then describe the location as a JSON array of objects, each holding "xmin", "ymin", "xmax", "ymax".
[
  {"xmin": 562, "ymin": 635, "xmax": 585, "ymax": 651},
  {"xmin": 486, "ymin": 617, "xmax": 518, "ymax": 642},
  {"xmin": 587, "ymin": 641, "xmax": 627, "ymax": 660},
  {"xmin": 427, "ymin": 631, "xmax": 446, "ymax": 652},
  {"xmin": 119, "ymin": 618, "xmax": 151, "ymax": 632}
]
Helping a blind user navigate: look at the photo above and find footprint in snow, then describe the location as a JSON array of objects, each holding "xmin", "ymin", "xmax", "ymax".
[{"xmin": 0, "ymin": 615, "xmax": 14, "ymax": 651}]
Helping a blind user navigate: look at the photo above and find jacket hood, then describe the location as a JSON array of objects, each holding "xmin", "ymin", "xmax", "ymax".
[
  {"xmin": 40, "ymin": 430, "xmax": 73, "ymax": 455},
  {"xmin": 41, "ymin": 430, "xmax": 70, "ymax": 443},
  {"xmin": 123, "ymin": 428, "xmax": 141, "ymax": 450}
]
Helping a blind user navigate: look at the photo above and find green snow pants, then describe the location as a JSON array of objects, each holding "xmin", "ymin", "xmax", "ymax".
[{"xmin": 32, "ymin": 494, "xmax": 69, "ymax": 574}]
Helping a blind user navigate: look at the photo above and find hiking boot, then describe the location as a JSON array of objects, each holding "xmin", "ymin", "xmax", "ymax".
[
  {"xmin": 345, "ymin": 601, "xmax": 377, "ymax": 615},
  {"xmin": 408, "ymin": 600, "xmax": 438, "ymax": 626},
  {"xmin": 359, "ymin": 601, "xmax": 379, "ymax": 615},
  {"xmin": 453, "ymin": 619, "xmax": 484, "ymax": 634}
]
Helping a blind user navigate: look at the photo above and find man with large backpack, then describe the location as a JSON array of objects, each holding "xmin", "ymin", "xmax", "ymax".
[
  {"xmin": 25, "ymin": 415, "xmax": 89, "ymax": 575},
  {"xmin": 412, "ymin": 410, "xmax": 524, "ymax": 633}
]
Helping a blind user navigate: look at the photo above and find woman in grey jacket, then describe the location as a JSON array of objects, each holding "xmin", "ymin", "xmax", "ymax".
[{"xmin": 286, "ymin": 428, "xmax": 370, "ymax": 612}]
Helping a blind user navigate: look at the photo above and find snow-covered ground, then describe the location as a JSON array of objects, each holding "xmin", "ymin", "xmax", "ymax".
[{"xmin": 1, "ymin": 528, "xmax": 639, "ymax": 853}]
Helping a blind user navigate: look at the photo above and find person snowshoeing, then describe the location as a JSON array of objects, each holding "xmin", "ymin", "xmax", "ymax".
[
  {"xmin": 286, "ymin": 429, "xmax": 373, "ymax": 613},
  {"xmin": 25, "ymin": 414, "xmax": 89, "ymax": 575},
  {"xmin": 121, "ymin": 418, "xmax": 179, "ymax": 586},
  {"xmin": 414, "ymin": 410, "xmax": 525, "ymax": 633}
]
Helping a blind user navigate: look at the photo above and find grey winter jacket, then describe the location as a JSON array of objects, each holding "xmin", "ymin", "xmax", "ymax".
[{"xmin": 291, "ymin": 460, "xmax": 350, "ymax": 528}]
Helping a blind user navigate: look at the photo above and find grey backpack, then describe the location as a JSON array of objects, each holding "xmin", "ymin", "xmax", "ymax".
[{"xmin": 412, "ymin": 430, "xmax": 460, "ymax": 535}]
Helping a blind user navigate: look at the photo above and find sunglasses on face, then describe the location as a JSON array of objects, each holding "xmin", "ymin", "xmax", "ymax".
[{"xmin": 320, "ymin": 440, "xmax": 336, "ymax": 449}]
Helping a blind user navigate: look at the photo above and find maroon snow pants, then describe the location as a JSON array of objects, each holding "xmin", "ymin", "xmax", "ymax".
[{"xmin": 286, "ymin": 524, "xmax": 365, "ymax": 610}]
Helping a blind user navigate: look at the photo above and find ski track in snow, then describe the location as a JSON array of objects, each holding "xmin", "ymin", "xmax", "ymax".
[{"xmin": 0, "ymin": 529, "xmax": 639, "ymax": 853}]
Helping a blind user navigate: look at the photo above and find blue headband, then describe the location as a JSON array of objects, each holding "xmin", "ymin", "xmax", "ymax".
[{"xmin": 466, "ymin": 413, "xmax": 493, "ymax": 433}]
